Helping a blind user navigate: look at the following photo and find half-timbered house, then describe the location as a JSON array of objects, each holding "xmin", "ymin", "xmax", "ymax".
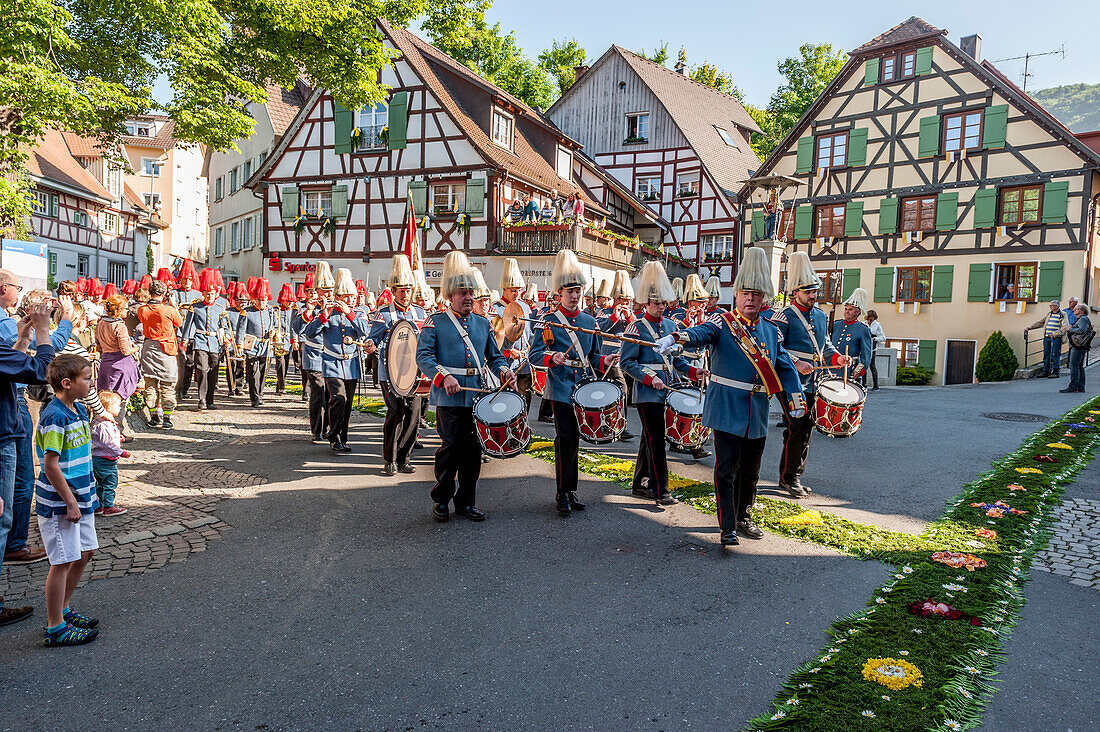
[
  {"xmin": 743, "ymin": 18, "xmax": 1100, "ymax": 384},
  {"xmin": 548, "ymin": 47, "xmax": 763, "ymax": 293},
  {"xmin": 246, "ymin": 21, "xmax": 665, "ymax": 295}
]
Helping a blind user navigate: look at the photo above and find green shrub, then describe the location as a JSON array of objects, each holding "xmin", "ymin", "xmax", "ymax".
[
  {"xmin": 975, "ymin": 330, "xmax": 1020, "ymax": 382},
  {"xmin": 896, "ymin": 365, "xmax": 934, "ymax": 385}
]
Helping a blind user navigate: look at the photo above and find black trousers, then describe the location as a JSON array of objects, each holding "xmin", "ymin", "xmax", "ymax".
[
  {"xmin": 306, "ymin": 370, "xmax": 329, "ymax": 437},
  {"xmin": 537, "ymin": 394, "xmax": 554, "ymax": 421},
  {"xmin": 245, "ymin": 355, "xmax": 268, "ymax": 404},
  {"xmin": 193, "ymin": 350, "xmax": 220, "ymax": 407},
  {"xmin": 430, "ymin": 406, "xmax": 482, "ymax": 509},
  {"xmin": 713, "ymin": 430, "xmax": 766, "ymax": 531},
  {"xmin": 176, "ymin": 343, "xmax": 195, "ymax": 399},
  {"xmin": 633, "ymin": 402, "xmax": 669, "ymax": 496},
  {"xmin": 364, "ymin": 353, "xmax": 379, "ymax": 388},
  {"xmin": 515, "ymin": 373, "xmax": 533, "ymax": 413},
  {"xmin": 296, "ymin": 350, "xmax": 308, "ymax": 400},
  {"xmin": 381, "ymin": 383, "xmax": 421, "ymax": 465},
  {"xmin": 779, "ymin": 408, "xmax": 815, "ymax": 486},
  {"xmin": 273, "ymin": 353, "xmax": 290, "ymax": 393},
  {"xmin": 325, "ymin": 377, "xmax": 356, "ymax": 445},
  {"xmin": 551, "ymin": 400, "xmax": 580, "ymax": 495},
  {"xmin": 225, "ymin": 356, "xmax": 244, "ymax": 394}
]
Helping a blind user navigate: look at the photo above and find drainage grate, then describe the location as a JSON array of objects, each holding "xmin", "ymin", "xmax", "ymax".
[{"xmin": 982, "ymin": 412, "xmax": 1051, "ymax": 423}]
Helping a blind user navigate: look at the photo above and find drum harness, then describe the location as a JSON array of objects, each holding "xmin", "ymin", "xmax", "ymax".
[
  {"xmin": 442, "ymin": 310, "xmax": 492, "ymax": 389},
  {"xmin": 787, "ymin": 305, "xmax": 824, "ymax": 393},
  {"xmin": 554, "ymin": 311, "xmax": 596, "ymax": 379},
  {"xmin": 637, "ymin": 318, "xmax": 683, "ymax": 385}
]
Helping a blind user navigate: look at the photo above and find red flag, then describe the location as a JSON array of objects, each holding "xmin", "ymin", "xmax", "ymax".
[{"xmin": 404, "ymin": 191, "xmax": 420, "ymax": 272}]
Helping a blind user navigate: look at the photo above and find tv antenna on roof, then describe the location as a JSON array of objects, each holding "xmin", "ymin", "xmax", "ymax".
[{"xmin": 992, "ymin": 43, "xmax": 1066, "ymax": 93}]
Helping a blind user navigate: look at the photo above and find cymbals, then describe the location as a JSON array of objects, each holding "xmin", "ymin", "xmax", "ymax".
[
  {"xmin": 503, "ymin": 300, "xmax": 525, "ymax": 342},
  {"xmin": 490, "ymin": 315, "xmax": 507, "ymax": 348}
]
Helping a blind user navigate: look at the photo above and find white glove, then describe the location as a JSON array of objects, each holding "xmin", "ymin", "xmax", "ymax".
[
  {"xmin": 789, "ymin": 408, "xmax": 806, "ymax": 419},
  {"xmin": 655, "ymin": 334, "xmax": 677, "ymax": 355}
]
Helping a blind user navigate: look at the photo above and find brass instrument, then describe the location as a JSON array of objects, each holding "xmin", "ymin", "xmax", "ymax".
[
  {"xmin": 176, "ymin": 297, "xmax": 203, "ymax": 312},
  {"xmin": 342, "ymin": 336, "xmax": 374, "ymax": 348}
]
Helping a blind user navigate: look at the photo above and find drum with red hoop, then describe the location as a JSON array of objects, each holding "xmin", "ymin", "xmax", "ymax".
[
  {"xmin": 813, "ymin": 378, "xmax": 866, "ymax": 438},
  {"xmin": 472, "ymin": 389, "xmax": 531, "ymax": 458},
  {"xmin": 531, "ymin": 365, "xmax": 548, "ymax": 396},
  {"xmin": 664, "ymin": 385, "xmax": 710, "ymax": 450},
  {"xmin": 572, "ymin": 378, "xmax": 626, "ymax": 444}
]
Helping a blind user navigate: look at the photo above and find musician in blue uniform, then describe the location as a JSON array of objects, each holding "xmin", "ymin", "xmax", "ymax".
[
  {"xmin": 272, "ymin": 283, "xmax": 295, "ymax": 395},
  {"xmin": 657, "ymin": 247, "xmax": 805, "ymax": 546},
  {"xmin": 222, "ymin": 282, "xmax": 248, "ymax": 396},
  {"xmin": 529, "ymin": 249, "xmax": 619, "ymax": 516},
  {"xmin": 620, "ymin": 262, "xmax": 705, "ymax": 507},
  {"xmin": 666, "ymin": 277, "xmax": 686, "ymax": 323},
  {"xmin": 771, "ymin": 253, "xmax": 851, "ymax": 498},
  {"xmin": 235, "ymin": 277, "xmax": 275, "ymax": 407},
  {"xmin": 294, "ymin": 272, "xmax": 329, "ymax": 442},
  {"xmin": 589, "ymin": 278, "xmax": 612, "ymax": 319},
  {"xmin": 596, "ymin": 270, "xmax": 636, "ymax": 440},
  {"xmin": 304, "ymin": 268, "xmax": 370, "ymax": 454},
  {"xmin": 830, "ymin": 287, "xmax": 873, "ymax": 380},
  {"xmin": 704, "ymin": 276, "xmax": 728, "ymax": 317},
  {"xmin": 181, "ymin": 268, "xmax": 228, "ymax": 411},
  {"xmin": 365, "ymin": 255, "xmax": 425, "ymax": 476},
  {"xmin": 417, "ymin": 252, "xmax": 514, "ymax": 523},
  {"xmin": 174, "ymin": 258, "xmax": 199, "ymax": 404}
]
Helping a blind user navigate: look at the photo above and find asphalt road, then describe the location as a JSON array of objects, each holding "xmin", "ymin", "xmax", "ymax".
[{"xmin": 0, "ymin": 373, "xmax": 1096, "ymax": 731}]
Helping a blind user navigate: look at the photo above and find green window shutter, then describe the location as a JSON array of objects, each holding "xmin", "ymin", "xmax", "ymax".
[
  {"xmin": 842, "ymin": 268, "xmax": 861, "ymax": 299},
  {"xmin": 464, "ymin": 178, "xmax": 485, "ymax": 216},
  {"xmin": 843, "ymin": 200, "xmax": 864, "ymax": 238},
  {"xmin": 935, "ymin": 192, "xmax": 959, "ymax": 231},
  {"xmin": 982, "ymin": 104, "xmax": 1009, "ymax": 149},
  {"xmin": 917, "ymin": 339, "xmax": 937, "ymax": 370},
  {"xmin": 873, "ymin": 267, "xmax": 894, "ymax": 302},
  {"xmin": 387, "ymin": 91, "xmax": 409, "ymax": 150},
  {"xmin": 973, "ymin": 188, "xmax": 998, "ymax": 228},
  {"xmin": 50, "ymin": 194, "xmax": 59, "ymax": 217},
  {"xmin": 794, "ymin": 205, "xmax": 813, "ymax": 240},
  {"xmin": 330, "ymin": 185, "xmax": 348, "ymax": 219},
  {"xmin": 878, "ymin": 197, "xmax": 899, "ymax": 234},
  {"xmin": 864, "ymin": 58, "xmax": 880, "ymax": 86},
  {"xmin": 1041, "ymin": 180, "xmax": 1070, "ymax": 224},
  {"xmin": 408, "ymin": 181, "xmax": 427, "ymax": 216},
  {"xmin": 847, "ymin": 128, "xmax": 868, "ymax": 167},
  {"xmin": 931, "ymin": 264, "xmax": 953, "ymax": 302},
  {"xmin": 915, "ymin": 47, "xmax": 934, "ymax": 76},
  {"xmin": 918, "ymin": 116, "xmax": 941, "ymax": 158},
  {"xmin": 967, "ymin": 262, "xmax": 992, "ymax": 302},
  {"xmin": 333, "ymin": 100, "xmax": 353, "ymax": 155},
  {"xmin": 280, "ymin": 187, "xmax": 299, "ymax": 220},
  {"xmin": 751, "ymin": 210, "xmax": 765, "ymax": 240},
  {"xmin": 795, "ymin": 137, "xmax": 813, "ymax": 174},
  {"xmin": 1037, "ymin": 260, "xmax": 1064, "ymax": 301}
]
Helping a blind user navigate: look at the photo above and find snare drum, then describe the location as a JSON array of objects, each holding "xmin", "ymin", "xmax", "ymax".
[
  {"xmin": 572, "ymin": 379, "xmax": 626, "ymax": 444},
  {"xmin": 531, "ymin": 365, "xmax": 548, "ymax": 396},
  {"xmin": 473, "ymin": 389, "xmax": 531, "ymax": 458},
  {"xmin": 415, "ymin": 376, "xmax": 431, "ymax": 396},
  {"xmin": 813, "ymin": 378, "xmax": 866, "ymax": 438},
  {"xmin": 664, "ymin": 386, "xmax": 710, "ymax": 450}
]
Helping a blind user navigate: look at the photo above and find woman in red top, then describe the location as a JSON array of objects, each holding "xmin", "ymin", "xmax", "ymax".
[{"xmin": 136, "ymin": 281, "xmax": 183, "ymax": 428}]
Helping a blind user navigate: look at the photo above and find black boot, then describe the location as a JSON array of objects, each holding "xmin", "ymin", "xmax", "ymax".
[
  {"xmin": 148, "ymin": 412, "xmax": 162, "ymax": 427},
  {"xmin": 556, "ymin": 492, "xmax": 572, "ymax": 516},
  {"xmin": 161, "ymin": 414, "xmax": 173, "ymax": 430},
  {"xmin": 567, "ymin": 492, "xmax": 585, "ymax": 511}
]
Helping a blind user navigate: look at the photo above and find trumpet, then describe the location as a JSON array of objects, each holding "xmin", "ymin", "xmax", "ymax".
[
  {"xmin": 177, "ymin": 299, "xmax": 202, "ymax": 312},
  {"xmin": 342, "ymin": 336, "xmax": 374, "ymax": 348}
]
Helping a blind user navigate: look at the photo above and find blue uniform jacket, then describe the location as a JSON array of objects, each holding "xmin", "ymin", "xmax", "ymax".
[
  {"xmin": 304, "ymin": 310, "xmax": 370, "ymax": 380},
  {"xmin": 831, "ymin": 319, "xmax": 874, "ymax": 371},
  {"xmin": 222, "ymin": 309, "xmax": 242, "ymax": 355},
  {"xmin": 416, "ymin": 310, "xmax": 509, "ymax": 408},
  {"xmin": 772, "ymin": 304, "xmax": 839, "ymax": 393},
  {"xmin": 620, "ymin": 315, "xmax": 698, "ymax": 404},
  {"xmin": 293, "ymin": 307, "xmax": 324, "ymax": 372},
  {"xmin": 677, "ymin": 311, "xmax": 804, "ymax": 439},
  {"xmin": 528, "ymin": 308, "xmax": 611, "ymax": 403},
  {"xmin": 596, "ymin": 311, "xmax": 632, "ymax": 358},
  {"xmin": 180, "ymin": 299, "xmax": 227, "ymax": 353},
  {"xmin": 235, "ymin": 306, "xmax": 274, "ymax": 358},
  {"xmin": 367, "ymin": 304, "xmax": 425, "ymax": 383}
]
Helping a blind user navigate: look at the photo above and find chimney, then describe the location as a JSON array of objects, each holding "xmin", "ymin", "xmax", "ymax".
[
  {"xmin": 573, "ymin": 65, "xmax": 589, "ymax": 84},
  {"xmin": 674, "ymin": 60, "xmax": 687, "ymax": 75},
  {"xmin": 961, "ymin": 34, "xmax": 982, "ymax": 62}
]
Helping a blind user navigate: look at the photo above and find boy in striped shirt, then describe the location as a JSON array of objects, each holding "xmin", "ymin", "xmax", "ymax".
[{"xmin": 35, "ymin": 354, "xmax": 99, "ymax": 646}]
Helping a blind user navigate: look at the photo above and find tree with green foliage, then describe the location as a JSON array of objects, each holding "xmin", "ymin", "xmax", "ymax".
[
  {"xmin": 1031, "ymin": 83, "xmax": 1100, "ymax": 133},
  {"xmin": 752, "ymin": 43, "xmax": 845, "ymax": 157},
  {"xmin": 637, "ymin": 43, "xmax": 670, "ymax": 66},
  {"xmin": 538, "ymin": 39, "xmax": 586, "ymax": 97},
  {"xmin": 428, "ymin": 16, "xmax": 554, "ymax": 110},
  {"xmin": 0, "ymin": 0, "xmax": 487, "ymax": 235},
  {"xmin": 976, "ymin": 331, "xmax": 1020, "ymax": 382}
]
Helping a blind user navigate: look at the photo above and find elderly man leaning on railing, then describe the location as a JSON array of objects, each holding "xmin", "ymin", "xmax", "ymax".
[{"xmin": 1024, "ymin": 300, "xmax": 1068, "ymax": 379}]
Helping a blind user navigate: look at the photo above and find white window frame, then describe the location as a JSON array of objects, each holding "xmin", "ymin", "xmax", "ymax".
[
  {"xmin": 431, "ymin": 183, "xmax": 466, "ymax": 214},
  {"xmin": 625, "ymin": 112, "xmax": 649, "ymax": 142},
  {"xmin": 76, "ymin": 255, "xmax": 89, "ymax": 278},
  {"xmin": 214, "ymin": 177, "xmax": 224, "ymax": 201},
  {"xmin": 229, "ymin": 167, "xmax": 238, "ymax": 194},
  {"xmin": 358, "ymin": 102, "xmax": 389, "ymax": 150},
  {"xmin": 143, "ymin": 192, "xmax": 161, "ymax": 211},
  {"xmin": 714, "ymin": 126, "xmax": 740, "ymax": 150},
  {"xmin": 676, "ymin": 172, "xmax": 700, "ymax": 197},
  {"xmin": 701, "ymin": 233, "xmax": 736, "ymax": 261},
  {"xmin": 243, "ymin": 158, "xmax": 252, "ymax": 180},
  {"xmin": 105, "ymin": 164, "xmax": 122, "ymax": 197},
  {"xmin": 140, "ymin": 157, "xmax": 162, "ymax": 177},
  {"xmin": 214, "ymin": 227, "xmax": 224, "ymax": 257},
  {"xmin": 230, "ymin": 221, "xmax": 240, "ymax": 253},
  {"xmin": 241, "ymin": 216, "xmax": 253, "ymax": 251},
  {"xmin": 302, "ymin": 189, "xmax": 333, "ymax": 217},
  {"xmin": 32, "ymin": 191, "xmax": 49, "ymax": 214},
  {"xmin": 101, "ymin": 211, "xmax": 120, "ymax": 234},
  {"xmin": 492, "ymin": 108, "xmax": 514, "ymax": 149},
  {"xmin": 636, "ymin": 175, "xmax": 661, "ymax": 201},
  {"xmin": 555, "ymin": 146, "xmax": 572, "ymax": 180}
]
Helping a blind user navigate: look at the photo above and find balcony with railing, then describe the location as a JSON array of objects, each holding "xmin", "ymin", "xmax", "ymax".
[{"xmin": 496, "ymin": 222, "xmax": 638, "ymax": 269}]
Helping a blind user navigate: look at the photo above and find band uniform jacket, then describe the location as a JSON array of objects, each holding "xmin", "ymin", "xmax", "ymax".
[
  {"xmin": 676, "ymin": 311, "xmax": 804, "ymax": 439},
  {"xmin": 772, "ymin": 304, "xmax": 840, "ymax": 393},
  {"xmin": 830, "ymin": 319, "xmax": 874, "ymax": 372},
  {"xmin": 222, "ymin": 309, "xmax": 242, "ymax": 356},
  {"xmin": 293, "ymin": 307, "xmax": 324, "ymax": 372},
  {"xmin": 528, "ymin": 307, "xmax": 614, "ymax": 403},
  {"xmin": 273, "ymin": 308, "xmax": 293, "ymax": 352},
  {"xmin": 416, "ymin": 310, "xmax": 509, "ymax": 409},
  {"xmin": 367, "ymin": 303, "xmax": 426, "ymax": 383},
  {"xmin": 180, "ymin": 298, "xmax": 227, "ymax": 354},
  {"xmin": 597, "ymin": 309, "xmax": 634, "ymax": 359},
  {"xmin": 619, "ymin": 314, "xmax": 700, "ymax": 404},
  {"xmin": 304, "ymin": 309, "xmax": 370, "ymax": 380},
  {"xmin": 235, "ymin": 306, "xmax": 274, "ymax": 359},
  {"xmin": 493, "ymin": 299, "xmax": 532, "ymax": 375}
]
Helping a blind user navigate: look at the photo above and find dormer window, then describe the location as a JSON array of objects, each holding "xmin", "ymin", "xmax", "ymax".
[
  {"xmin": 555, "ymin": 146, "xmax": 572, "ymax": 179},
  {"xmin": 492, "ymin": 108, "xmax": 514, "ymax": 149},
  {"xmin": 126, "ymin": 121, "xmax": 153, "ymax": 137},
  {"xmin": 714, "ymin": 126, "xmax": 740, "ymax": 150}
]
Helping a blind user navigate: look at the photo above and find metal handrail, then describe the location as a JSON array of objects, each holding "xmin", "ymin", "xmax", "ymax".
[{"xmin": 1024, "ymin": 331, "xmax": 1094, "ymax": 370}]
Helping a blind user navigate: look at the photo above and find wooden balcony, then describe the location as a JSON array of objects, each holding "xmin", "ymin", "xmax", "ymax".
[{"xmin": 496, "ymin": 223, "xmax": 638, "ymax": 269}]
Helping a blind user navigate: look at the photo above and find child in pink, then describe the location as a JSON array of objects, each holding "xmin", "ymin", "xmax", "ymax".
[{"xmin": 91, "ymin": 391, "xmax": 130, "ymax": 517}]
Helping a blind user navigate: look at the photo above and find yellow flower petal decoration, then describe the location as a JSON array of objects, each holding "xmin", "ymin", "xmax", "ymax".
[
  {"xmin": 780, "ymin": 510, "xmax": 826, "ymax": 526},
  {"xmin": 667, "ymin": 477, "xmax": 702, "ymax": 490},
  {"xmin": 600, "ymin": 461, "xmax": 636, "ymax": 473},
  {"xmin": 1045, "ymin": 442, "xmax": 1072, "ymax": 450},
  {"xmin": 1089, "ymin": 410, "xmax": 1100, "ymax": 415},
  {"xmin": 528, "ymin": 441, "xmax": 554, "ymax": 451},
  {"xmin": 862, "ymin": 658, "xmax": 924, "ymax": 690},
  {"xmin": 1015, "ymin": 467, "xmax": 1043, "ymax": 474}
]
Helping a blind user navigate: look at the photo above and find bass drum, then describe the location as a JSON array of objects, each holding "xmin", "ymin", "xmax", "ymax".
[
  {"xmin": 664, "ymin": 386, "xmax": 710, "ymax": 450},
  {"xmin": 572, "ymin": 379, "xmax": 626, "ymax": 444},
  {"xmin": 473, "ymin": 389, "xmax": 531, "ymax": 458},
  {"xmin": 813, "ymin": 378, "xmax": 866, "ymax": 438},
  {"xmin": 385, "ymin": 319, "xmax": 422, "ymax": 397}
]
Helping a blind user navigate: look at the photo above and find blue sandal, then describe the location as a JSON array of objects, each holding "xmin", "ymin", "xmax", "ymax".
[
  {"xmin": 64, "ymin": 609, "xmax": 99, "ymax": 629},
  {"xmin": 44, "ymin": 623, "xmax": 98, "ymax": 646}
]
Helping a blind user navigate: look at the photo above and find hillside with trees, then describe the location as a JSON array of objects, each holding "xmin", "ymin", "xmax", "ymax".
[{"xmin": 1031, "ymin": 83, "xmax": 1100, "ymax": 132}]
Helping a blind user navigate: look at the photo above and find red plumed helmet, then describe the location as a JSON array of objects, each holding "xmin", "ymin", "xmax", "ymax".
[
  {"xmin": 102, "ymin": 282, "xmax": 120, "ymax": 299},
  {"xmin": 198, "ymin": 267, "xmax": 222, "ymax": 293},
  {"xmin": 355, "ymin": 279, "xmax": 367, "ymax": 295},
  {"xmin": 156, "ymin": 268, "xmax": 177, "ymax": 288},
  {"xmin": 295, "ymin": 283, "xmax": 307, "ymax": 300},
  {"xmin": 176, "ymin": 258, "xmax": 198, "ymax": 289},
  {"xmin": 121, "ymin": 279, "xmax": 138, "ymax": 295},
  {"xmin": 277, "ymin": 283, "xmax": 295, "ymax": 305},
  {"xmin": 377, "ymin": 287, "xmax": 393, "ymax": 306},
  {"xmin": 86, "ymin": 278, "xmax": 105, "ymax": 298},
  {"xmin": 304, "ymin": 272, "xmax": 314, "ymax": 289},
  {"xmin": 138, "ymin": 274, "xmax": 153, "ymax": 290},
  {"xmin": 250, "ymin": 277, "xmax": 273, "ymax": 301},
  {"xmin": 74, "ymin": 277, "xmax": 87, "ymax": 295}
]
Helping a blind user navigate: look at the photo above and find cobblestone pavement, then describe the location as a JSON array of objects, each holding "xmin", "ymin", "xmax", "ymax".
[
  {"xmin": 1033, "ymin": 496, "xmax": 1100, "ymax": 590},
  {"xmin": 0, "ymin": 391, "xmax": 311, "ymax": 603}
]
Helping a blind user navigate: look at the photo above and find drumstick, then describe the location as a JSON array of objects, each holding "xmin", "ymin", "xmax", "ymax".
[{"xmin": 843, "ymin": 346, "xmax": 849, "ymax": 389}]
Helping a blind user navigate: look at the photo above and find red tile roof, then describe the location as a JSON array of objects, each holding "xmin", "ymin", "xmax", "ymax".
[
  {"xmin": 265, "ymin": 80, "xmax": 310, "ymax": 136},
  {"xmin": 27, "ymin": 128, "xmax": 113, "ymax": 201},
  {"xmin": 60, "ymin": 131, "xmax": 106, "ymax": 158},
  {"xmin": 851, "ymin": 17, "xmax": 946, "ymax": 55},
  {"xmin": 120, "ymin": 115, "xmax": 178, "ymax": 149}
]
